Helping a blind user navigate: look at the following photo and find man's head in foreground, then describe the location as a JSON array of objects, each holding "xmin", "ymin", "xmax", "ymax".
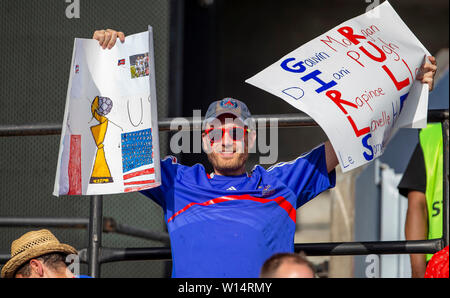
[
  {"xmin": 202, "ymin": 98, "xmax": 256, "ymax": 176},
  {"xmin": 1, "ymin": 229, "xmax": 78, "ymax": 278},
  {"xmin": 259, "ymin": 252, "xmax": 316, "ymax": 278}
]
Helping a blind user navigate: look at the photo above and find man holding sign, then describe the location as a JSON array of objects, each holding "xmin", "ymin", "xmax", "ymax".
[{"xmin": 92, "ymin": 5, "xmax": 436, "ymax": 278}]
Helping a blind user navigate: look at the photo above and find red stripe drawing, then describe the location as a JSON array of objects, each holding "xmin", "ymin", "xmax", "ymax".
[
  {"xmin": 124, "ymin": 179, "xmax": 155, "ymax": 186},
  {"xmin": 123, "ymin": 168, "xmax": 155, "ymax": 180},
  {"xmin": 124, "ymin": 184, "xmax": 156, "ymax": 193},
  {"xmin": 68, "ymin": 135, "xmax": 82, "ymax": 195}
]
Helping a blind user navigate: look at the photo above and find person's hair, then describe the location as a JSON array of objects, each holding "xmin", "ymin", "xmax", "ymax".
[
  {"xmin": 15, "ymin": 252, "xmax": 67, "ymax": 277},
  {"xmin": 259, "ymin": 252, "xmax": 315, "ymax": 278}
]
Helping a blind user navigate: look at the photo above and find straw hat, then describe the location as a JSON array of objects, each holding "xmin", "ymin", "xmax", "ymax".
[{"xmin": 1, "ymin": 229, "xmax": 78, "ymax": 278}]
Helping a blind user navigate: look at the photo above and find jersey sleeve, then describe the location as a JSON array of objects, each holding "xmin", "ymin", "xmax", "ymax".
[
  {"xmin": 140, "ymin": 156, "xmax": 180, "ymax": 209},
  {"xmin": 397, "ymin": 143, "xmax": 426, "ymax": 197},
  {"xmin": 266, "ymin": 144, "xmax": 336, "ymax": 208}
]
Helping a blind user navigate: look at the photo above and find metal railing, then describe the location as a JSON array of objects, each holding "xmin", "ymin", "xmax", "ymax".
[{"xmin": 1, "ymin": 109, "xmax": 448, "ymax": 277}]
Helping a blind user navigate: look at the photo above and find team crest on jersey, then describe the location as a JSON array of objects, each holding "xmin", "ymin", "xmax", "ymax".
[
  {"xmin": 220, "ymin": 98, "xmax": 238, "ymax": 109},
  {"xmin": 261, "ymin": 184, "xmax": 275, "ymax": 197}
]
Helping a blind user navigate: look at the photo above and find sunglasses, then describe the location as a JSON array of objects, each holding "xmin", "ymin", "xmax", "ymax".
[{"xmin": 204, "ymin": 127, "xmax": 250, "ymax": 143}]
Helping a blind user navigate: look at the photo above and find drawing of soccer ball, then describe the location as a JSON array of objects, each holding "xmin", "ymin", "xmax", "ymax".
[{"xmin": 97, "ymin": 97, "xmax": 113, "ymax": 116}]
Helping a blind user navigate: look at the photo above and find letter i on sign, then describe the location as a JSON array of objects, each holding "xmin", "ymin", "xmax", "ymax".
[{"xmin": 301, "ymin": 70, "xmax": 337, "ymax": 94}]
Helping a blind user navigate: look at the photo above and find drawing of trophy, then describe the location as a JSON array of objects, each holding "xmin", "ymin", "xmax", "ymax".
[{"xmin": 89, "ymin": 96, "xmax": 114, "ymax": 184}]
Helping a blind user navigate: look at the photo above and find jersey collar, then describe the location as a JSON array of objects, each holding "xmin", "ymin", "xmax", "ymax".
[{"xmin": 207, "ymin": 172, "xmax": 250, "ymax": 179}]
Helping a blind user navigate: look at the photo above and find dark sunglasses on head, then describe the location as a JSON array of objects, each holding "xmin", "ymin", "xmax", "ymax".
[{"xmin": 204, "ymin": 127, "xmax": 250, "ymax": 143}]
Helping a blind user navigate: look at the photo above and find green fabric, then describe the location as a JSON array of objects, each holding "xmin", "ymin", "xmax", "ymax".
[{"xmin": 419, "ymin": 123, "xmax": 443, "ymax": 261}]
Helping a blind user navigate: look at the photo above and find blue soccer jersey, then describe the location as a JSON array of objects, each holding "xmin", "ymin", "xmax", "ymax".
[{"xmin": 140, "ymin": 144, "xmax": 336, "ymax": 277}]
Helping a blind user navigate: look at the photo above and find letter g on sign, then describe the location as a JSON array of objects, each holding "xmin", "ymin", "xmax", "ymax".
[{"xmin": 280, "ymin": 58, "xmax": 307, "ymax": 73}]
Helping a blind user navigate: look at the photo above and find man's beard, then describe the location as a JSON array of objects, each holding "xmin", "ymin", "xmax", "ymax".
[{"xmin": 207, "ymin": 151, "xmax": 249, "ymax": 176}]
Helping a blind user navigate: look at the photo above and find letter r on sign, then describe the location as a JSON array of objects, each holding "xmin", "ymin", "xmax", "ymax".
[{"xmin": 337, "ymin": 26, "xmax": 366, "ymax": 45}]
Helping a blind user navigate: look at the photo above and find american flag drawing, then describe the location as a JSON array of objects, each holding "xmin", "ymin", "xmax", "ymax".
[
  {"xmin": 118, "ymin": 59, "xmax": 126, "ymax": 66},
  {"xmin": 121, "ymin": 129, "xmax": 154, "ymax": 192}
]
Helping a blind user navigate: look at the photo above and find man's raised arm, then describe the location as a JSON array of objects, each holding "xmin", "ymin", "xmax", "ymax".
[{"xmin": 324, "ymin": 141, "xmax": 339, "ymax": 173}]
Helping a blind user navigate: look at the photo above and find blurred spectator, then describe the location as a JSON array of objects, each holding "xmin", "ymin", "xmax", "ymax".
[
  {"xmin": 424, "ymin": 245, "xmax": 449, "ymax": 278},
  {"xmin": 259, "ymin": 252, "xmax": 316, "ymax": 278},
  {"xmin": 398, "ymin": 123, "xmax": 443, "ymax": 277},
  {"xmin": 1, "ymin": 229, "xmax": 86, "ymax": 278}
]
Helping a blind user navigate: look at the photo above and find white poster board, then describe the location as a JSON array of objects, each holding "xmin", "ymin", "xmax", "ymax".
[
  {"xmin": 246, "ymin": 1, "xmax": 431, "ymax": 172},
  {"xmin": 54, "ymin": 26, "xmax": 161, "ymax": 196}
]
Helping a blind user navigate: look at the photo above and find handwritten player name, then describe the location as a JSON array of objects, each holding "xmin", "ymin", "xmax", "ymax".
[
  {"xmin": 355, "ymin": 87, "xmax": 386, "ymax": 112},
  {"xmin": 371, "ymin": 110, "xmax": 390, "ymax": 132},
  {"xmin": 280, "ymin": 52, "xmax": 330, "ymax": 72}
]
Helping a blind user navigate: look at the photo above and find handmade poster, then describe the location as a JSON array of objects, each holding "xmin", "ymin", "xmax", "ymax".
[
  {"xmin": 246, "ymin": 1, "xmax": 431, "ymax": 172},
  {"xmin": 54, "ymin": 26, "xmax": 161, "ymax": 196}
]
